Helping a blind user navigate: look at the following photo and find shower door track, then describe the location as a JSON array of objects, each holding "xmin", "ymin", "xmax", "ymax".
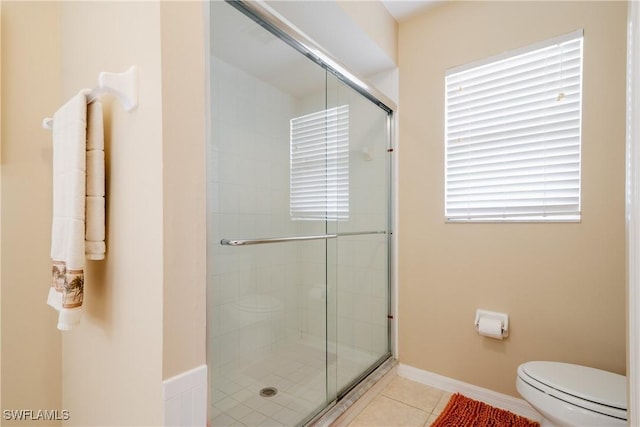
[
  {"xmin": 226, "ymin": 0, "xmax": 396, "ymax": 114},
  {"xmin": 220, "ymin": 230, "xmax": 387, "ymax": 246}
]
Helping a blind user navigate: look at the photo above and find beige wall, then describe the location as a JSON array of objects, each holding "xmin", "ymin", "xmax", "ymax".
[
  {"xmin": 1, "ymin": 1, "xmax": 206, "ymax": 425},
  {"xmin": 0, "ymin": 0, "xmax": 3, "ymax": 412},
  {"xmin": 1, "ymin": 2, "xmax": 63, "ymax": 424},
  {"xmin": 398, "ymin": 1, "xmax": 627, "ymax": 397},
  {"xmin": 159, "ymin": 1, "xmax": 207, "ymax": 380},
  {"xmin": 58, "ymin": 1, "xmax": 207, "ymax": 424},
  {"xmin": 337, "ymin": 1, "xmax": 399, "ymax": 104},
  {"xmin": 58, "ymin": 2, "xmax": 165, "ymax": 425},
  {"xmin": 337, "ymin": 0, "xmax": 398, "ymax": 66}
]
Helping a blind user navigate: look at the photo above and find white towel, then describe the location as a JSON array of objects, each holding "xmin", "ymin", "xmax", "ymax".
[
  {"xmin": 48, "ymin": 91, "xmax": 106, "ymax": 330},
  {"xmin": 85, "ymin": 101, "xmax": 106, "ymax": 260}
]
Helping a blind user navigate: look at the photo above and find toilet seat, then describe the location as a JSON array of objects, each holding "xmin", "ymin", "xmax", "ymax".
[
  {"xmin": 517, "ymin": 361, "xmax": 627, "ymax": 421},
  {"xmin": 233, "ymin": 295, "xmax": 282, "ymax": 313}
]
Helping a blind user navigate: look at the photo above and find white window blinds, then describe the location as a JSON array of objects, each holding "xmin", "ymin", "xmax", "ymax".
[
  {"xmin": 290, "ymin": 105, "xmax": 349, "ymax": 221},
  {"xmin": 445, "ymin": 30, "xmax": 583, "ymax": 222}
]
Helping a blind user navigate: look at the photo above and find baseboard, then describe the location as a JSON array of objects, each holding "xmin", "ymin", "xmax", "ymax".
[
  {"xmin": 397, "ymin": 363, "xmax": 542, "ymax": 422},
  {"xmin": 163, "ymin": 364, "xmax": 208, "ymax": 427}
]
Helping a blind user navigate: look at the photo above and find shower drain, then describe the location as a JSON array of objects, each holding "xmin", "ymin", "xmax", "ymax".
[{"xmin": 259, "ymin": 386, "xmax": 278, "ymax": 398}]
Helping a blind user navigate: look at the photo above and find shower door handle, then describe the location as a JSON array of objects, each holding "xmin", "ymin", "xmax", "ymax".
[{"xmin": 220, "ymin": 230, "xmax": 386, "ymax": 246}]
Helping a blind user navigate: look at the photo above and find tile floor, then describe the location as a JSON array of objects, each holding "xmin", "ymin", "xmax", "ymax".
[{"xmin": 344, "ymin": 375, "xmax": 452, "ymax": 427}]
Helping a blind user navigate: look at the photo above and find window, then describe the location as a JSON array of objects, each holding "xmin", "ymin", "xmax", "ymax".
[
  {"xmin": 445, "ymin": 30, "xmax": 583, "ymax": 222},
  {"xmin": 290, "ymin": 105, "xmax": 349, "ymax": 221}
]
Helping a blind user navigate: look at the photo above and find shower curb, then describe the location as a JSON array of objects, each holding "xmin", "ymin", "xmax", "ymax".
[{"xmin": 307, "ymin": 357, "xmax": 398, "ymax": 427}]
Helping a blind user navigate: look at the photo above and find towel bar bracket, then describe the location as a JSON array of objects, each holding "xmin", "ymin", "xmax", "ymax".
[
  {"xmin": 43, "ymin": 66, "xmax": 138, "ymax": 131},
  {"xmin": 93, "ymin": 66, "xmax": 138, "ymax": 112}
]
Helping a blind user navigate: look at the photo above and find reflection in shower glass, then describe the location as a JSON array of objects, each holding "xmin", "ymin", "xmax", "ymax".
[
  {"xmin": 290, "ymin": 105, "xmax": 350, "ymax": 221},
  {"xmin": 207, "ymin": 2, "xmax": 391, "ymax": 426}
]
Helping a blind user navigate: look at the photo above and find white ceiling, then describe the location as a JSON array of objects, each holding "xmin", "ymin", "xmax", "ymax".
[
  {"xmin": 212, "ymin": 1, "xmax": 401, "ymax": 99},
  {"xmin": 381, "ymin": 0, "xmax": 441, "ymax": 22},
  {"xmin": 210, "ymin": 1, "xmax": 441, "ymax": 101}
]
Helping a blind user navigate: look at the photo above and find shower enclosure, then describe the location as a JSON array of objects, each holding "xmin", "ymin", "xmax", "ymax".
[{"xmin": 207, "ymin": 2, "xmax": 394, "ymax": 425}]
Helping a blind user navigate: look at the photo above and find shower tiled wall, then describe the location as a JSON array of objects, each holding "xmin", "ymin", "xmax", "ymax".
[
  {"xmin": 208, "ymin": 57, "xmax": 299, "ymax": 372},
  {"xmin": 335, "ymin": 98, "xmax": 389, "ymax": 359},
  {"xmin": 295, "ymin": 89, "xmax": 390, "ymax": 368},
  {"xmin": 335, "ymin": 236, "xmax": 388, "ymax": 356},
  {"xmin": 209, "ymin": 57, "xmax": 389, "ymax": 383}
]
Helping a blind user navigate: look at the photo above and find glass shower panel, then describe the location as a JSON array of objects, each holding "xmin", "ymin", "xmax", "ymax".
[
  {"xmin": 208, "ymin": 2, "xmax": 335, "ymax": 425},
  {"xmin": 327, "ymin": 80, "xmax": 391, "ymax": 394}
]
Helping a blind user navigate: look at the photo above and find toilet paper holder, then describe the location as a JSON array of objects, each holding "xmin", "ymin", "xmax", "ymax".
[{"xmin": 475, "ymin": 309, "xmax": 509, "ymax": 338}]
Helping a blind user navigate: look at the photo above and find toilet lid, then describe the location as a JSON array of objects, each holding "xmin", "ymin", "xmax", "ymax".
[
  {"xmin": 520, "ymin": 361, "xmax": 627, "ymax": 412},
  {"xmin": 234, "ymin": 295, "xmax": 282, "ymax": 312}
]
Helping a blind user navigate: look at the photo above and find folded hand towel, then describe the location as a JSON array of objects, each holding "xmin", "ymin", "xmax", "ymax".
[
  {"xmin": 49, "ymin": 92, "xmax": 87, "ymax": 331},
  {"xmin": 85, "ymin": 196, "xmax": 105, "ymax": 259},
  {"xmin": 48, "ymin": 92, "xmax": 106, "ymax": 330},
  {"xmin": 85, "ymin": 101, "xmax": 106, "ymax": 260},
  {"xmin": 86, "ymin": 151, "xmax": 105, "ymax": 197},
  {"xmin": 86, "ymin": 101, "xmax": 104, "ymax": 151}
]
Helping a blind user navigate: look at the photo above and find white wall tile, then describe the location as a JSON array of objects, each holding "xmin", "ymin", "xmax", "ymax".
[{"xmin": 163, "ymin": 365, "xmax": 207, "ymax": 427}]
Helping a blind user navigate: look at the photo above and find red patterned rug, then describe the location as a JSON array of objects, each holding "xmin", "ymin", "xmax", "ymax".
[{"xmin": 431, "ymin": 393, "xmax": 540, "ymax": 427}]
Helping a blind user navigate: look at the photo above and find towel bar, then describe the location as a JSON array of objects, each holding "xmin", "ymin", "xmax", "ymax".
[
  {"xmin": 43, "ymin": 66, "xmax": 138, "ymax": 130},
  {"xmin": 221, "ymin": 230, "xmax": 387, "ymax": 246}
]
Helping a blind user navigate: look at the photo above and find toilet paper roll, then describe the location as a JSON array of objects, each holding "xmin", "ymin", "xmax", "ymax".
[{"xmin": 477, "ymin": 317, "xmax": 504, "ymax": 340}]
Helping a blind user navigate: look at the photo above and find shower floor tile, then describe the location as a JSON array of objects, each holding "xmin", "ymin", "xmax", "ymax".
[
  {"xmin": 240, "ymin": 410, "xmax": 270, "ymax": 426},
  {"xmin": 211, "ymin": 338, "xmax": 327, "ymax": 426},
  {"xmin": 210, "ymin": 337, "xmax": 380, "ymax": 427}
]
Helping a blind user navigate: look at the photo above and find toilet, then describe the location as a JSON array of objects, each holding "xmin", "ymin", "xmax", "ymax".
[
  {"xmin": 224, "ymin": 294, "xmax": 285, "ymax": 355},
  {"xmin": 516, "ymin": 361, "xmax": 626, "ymax": 427},
  {"xmin": 228, "ymin": 294, "xmax": 283, "ymax": 328}
]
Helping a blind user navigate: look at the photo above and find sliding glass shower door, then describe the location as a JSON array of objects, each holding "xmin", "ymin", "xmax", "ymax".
[
  {"xmin": 326, "ymin": 78, "xmax": 391, "ymax": 396},
  {"xmin": 207, "ymin": 2, "xmax": 392, "ymax": 425}
]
